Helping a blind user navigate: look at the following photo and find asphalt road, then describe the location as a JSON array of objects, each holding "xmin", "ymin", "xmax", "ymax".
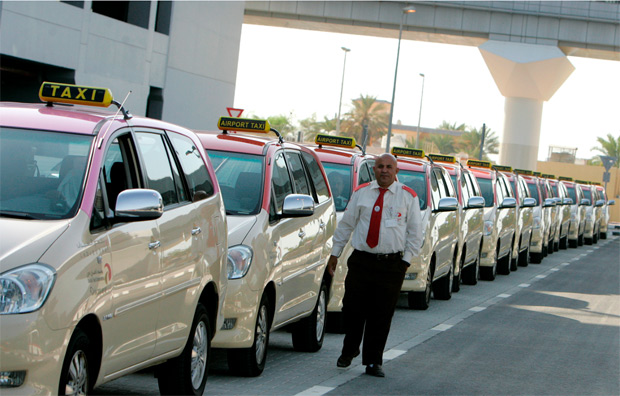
[{"xmin": 95, "ymin": 235, "xmax": 620, "ymax": 396}]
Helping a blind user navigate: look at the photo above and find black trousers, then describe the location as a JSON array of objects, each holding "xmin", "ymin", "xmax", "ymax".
[{"xmin": 341, "ymin": 250, "xmax": 408, "ymax": 366}]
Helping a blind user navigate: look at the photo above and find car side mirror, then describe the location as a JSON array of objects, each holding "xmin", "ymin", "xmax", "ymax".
[
  {"xmin": 608, "ymin": 199, "xmax": 615, "ymax": 206},
  {"xmin": 580, "ymin": 198, "xmax": 590, "ymax": 206},
  {"xmin": 543, "ymin": 198, "xmax": 556, "ymax": 207},
  {"xmin": 563, "ymin": 198, "xmax": 573, "ymax": 205},
  {"xmin": 115, "ymin": 189, "xmax": 163, "ymax": 221},
  {"xmin": 595, "ymin": 199, "xmax": 605, "ymax": 207},
  {"xmin": 500, "ymin": 197, "xmax": 517, "ymax": 208},
  {"xmin": 282, "ymin": 194, "xmax": 315, "ymax": 217},
  {"xmin": 466, "ymin": 196, "xmax": 485, "ymax": 209},
  {"xmin": 434, "ymin": 197, "xmax": 458, "ymax": 212},
  {"xmin": 523, "ymin": 197, "xmax": 536, "ymax": 208}
]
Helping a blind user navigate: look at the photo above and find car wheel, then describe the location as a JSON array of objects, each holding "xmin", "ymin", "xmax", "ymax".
[
  {"xmin": 497, "ymin": 245, "xmax": 511, "ymax": 275},
  {"xmin": 569, "ymin": 238, "xmax": 577, "ymax": 248},
  {"xmin": 593, "ymin": 227, "xmax": 599, "ymax": 244},
  {"xmin": 227, "ymin": 294, "xmax": 271, "ymax": 377},
  {"xmin": 585, "ymin": 236, "xmax": 593, "ymax": 245},
  {"xmin": 480, "ymin": 246, "xmax": 498, "ymax": 281},
  {"xmin": 292, "ymin": 280, "xmax": 326, "ymax": 352},
  {"xmin": 518, "ymin": 245, "xmax": 530, "ymax": 267},
  {"xmin": 433, "ymin": 264, "xmax": 453, "ymax": 300},
  {"xmin": 547, "ymin": 240, "xmax": 554, "ymax": 255},
  {"xmin": 158, "ymin": 303, "xmax": 210, "ymax": 396},
  {"xmin": 601, "ymin": 231, "xmax": 607, "ymax": 240},
  {"xmin": 462, "ymin": 252, "xmax": 479, "ymax": 286},
  {"xmin": 452, "ymin": 252, "xmax": 462, "ymax": 293},
  {"xmin": 578, "ymin": 233, "xmax": 584, "ymax": 246},
  {"xmin": 59, "ymin": 328, "xmax": 91, "ymax": 396},
  {"xmin": 555, "ymin": 238, "xmax": 561, "ymax": 251},
  {"xmin": 408, "ymin": 267, "xmax": 432, "ymax": 310}
]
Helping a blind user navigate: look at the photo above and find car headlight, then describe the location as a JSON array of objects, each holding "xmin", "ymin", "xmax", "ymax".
[
  {"xmin": 533, "ymin": 216, "xmax": 541, "ymax": 229},
  {"xmin": 227, "ymin": 245, "xmax": 253, "ymax": 279},
  {"xmin": 0, "ymin": 264, "xmax": 56, "ymax": 314},
  {"xmin": 483, "ymin": 220, "xmax": 493, "ymax": 236}
]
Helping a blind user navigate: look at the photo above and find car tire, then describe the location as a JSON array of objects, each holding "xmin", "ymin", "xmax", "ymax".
[
  {"xmin": 560, "ymin": 235, "xmax": 568, "ymax": 249},
  {"xmin": 292, "ymin": 280, "xmax": 326, "ymax": 352},
  {"xmin": 227, "ymin": 294, "xmax": 271, "ymax": 377},
  {"xmin": 569, "ymin": 238, "xmax": 577, "ymax": 248},
  {"xmin": 601, "ymin": 231, "xmax": 607, "ymax": 240},
  {"xmin": 433, "ymin": 264, "xmax": 453, "ymax": 301},
  {"xmin": 158, "ymin": 303, "xmax": 210, "ymax": 396},
  {"xmin": 518, "ymin": 245, "xmax": 530, "ymax": 267},
  {"xmin": 578, "ymin": 233, "xmax": 584, "ymax": 246},
  {"xmin": 452, "ymin": 251, "xmax": 462, "ymax": 293},
  {"xmin": 462, "ymin": 253, "xmax": 479, "ymax": 286},
  {"xmin": 59, "ymin": 328, "xmax": 92, "ymax": 396},
  {"xmin": 497, "ymin": 246, "xmax": 511, "ymax": 275},
  {"xmin": 585, "ymin": 237, "xmax": 593, "ymax": 245},
  {"xmin": 480, "ymin": 246, "xmax": 498, "ymax": 281},
  {"xmin": 547, "ymin": 240, "xmax": 554, "ymax": 255},
  {"xmin": 555, "ymin": 239, "xmax": 561, "ymax": 251},
  {"xmin": 408, "ymin": 267, "xmax": 432, "ymax": 310}
]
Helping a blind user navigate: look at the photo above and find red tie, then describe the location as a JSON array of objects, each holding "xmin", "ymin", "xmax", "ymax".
[{"xmin": 366, "ymin": 188, "xmax": 388, "ymax": 248}]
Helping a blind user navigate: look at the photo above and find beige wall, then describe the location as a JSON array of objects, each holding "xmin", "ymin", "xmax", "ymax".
[{"xmin": 537, "ymin": 161, "xmax": 620, "ymax": 223}]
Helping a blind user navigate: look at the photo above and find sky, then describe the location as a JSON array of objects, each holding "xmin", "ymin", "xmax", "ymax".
[{"xmin": 234, "ymin": 23, "xmax": 620, "ymax": 162}]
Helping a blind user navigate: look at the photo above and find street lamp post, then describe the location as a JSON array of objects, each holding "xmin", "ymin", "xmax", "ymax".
[
  {"xmin": 336, "ymin": 46, "xmax": 351, "ymax": 134},
  {"xmin": 386, "ymin": 5, "xmax": 416, "ymax": 152},
  {"xmin": 415, "ymin": 73, "xmax": 425, "ymax": 149}
]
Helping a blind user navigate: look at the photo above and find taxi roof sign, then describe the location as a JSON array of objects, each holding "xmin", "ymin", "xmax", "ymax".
[
  {"xmin": 515, "ymin": 168, "xmax": 533, "ymax": 176},
  {"xmin": 428, "ymin": 153, "xmax": 456, "ymax": 163},
  {"xmin": 533, "ymin": 171, "xmax": 542, "ymax": 177},
  {"xmin": 39, "ymin": 82, "xmax": 113, "ymax": 107},
  {"xmin": 541, "ymin": 173, "xmax": 555, "ymax": 179},
  {"xmin": 217, "ymin": 117, "xmax": 270, "ymax": 133},
  {"xmin": 467, "ymin": 159, "xmax": 492, "ymax": 169},
  {"xmin": 493, "ymin": 165, "xmax": 513, "ymax": 172},
  {"xmin": 315, "ymin": 134, "xmax": 356, "ymax": 149},
  {"xmin": 575, "ymin": 179, "xmax": 589, "ymax": 185},
  {"xmin": 558, "ymin": 176, "xmax": 573, "ymax": 182},
  {"xmin": 391, "ymin": 146, "xmax": 424, "ymax": 158}
]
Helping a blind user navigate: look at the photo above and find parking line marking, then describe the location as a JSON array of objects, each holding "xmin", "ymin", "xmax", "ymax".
[
  {"xmin": 561, "ymin": 262, "xmax": 570, "ymax": 266},
  {"xmin": 295, "ymin": 386, "xmax": 335, "ymax": 396},
  {"xmin": 550, "ymin": 268, "xmax": 560, "ymax": 272},
  {"xmin": 383, "ymin": 349, "xmax": 406, "ymax": 360},
  {"xmin": 470, "ymin": 306, "xmax": 486, "ymax": 312},
  {"xmin": 432, "ymin": 323, "xmax": 453, "ymax": 331},
  {"xmin": 498, "ymin": 294, "xmax": 511, "ymax": 298},
  {"xmin": 536, "ymin": 274, "xmax": 547, "ymax": 279},
  {"xmin": 519, "ymin": 283, "xmax": 530, "ymax": 288}
]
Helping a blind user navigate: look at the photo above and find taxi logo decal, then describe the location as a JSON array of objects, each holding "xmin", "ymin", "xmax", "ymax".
[
  {"xmin": 217, "ymin": 117, "xmax": 270, "ymax": 133},
  {"xmin": 391, "ymin": 146, "xmax": 424, "ymax": 158},
  {"xmin": 428, "ymin": 153, "xmax": 456, "ymax": 163},
  {"xmin": 315, "ymin": 134, "xmax": 356, "ymax": 148},
  {"xmin": 104, "ymin": 263, "xmax": 112, "ymax": 284},
  {"xmin": 39, "ymin": 82, "xmax": 113, "ymax": 107}
]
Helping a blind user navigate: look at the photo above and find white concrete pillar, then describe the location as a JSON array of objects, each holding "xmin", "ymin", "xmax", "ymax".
[{"xmin": 479, "ymin": 41, "xmax": 575, "ymax": 170}]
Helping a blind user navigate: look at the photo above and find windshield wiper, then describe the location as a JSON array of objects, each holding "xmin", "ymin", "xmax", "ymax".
[{"xmin": 0, "ymin": 210, "xmax": 40, "ymax": 220}]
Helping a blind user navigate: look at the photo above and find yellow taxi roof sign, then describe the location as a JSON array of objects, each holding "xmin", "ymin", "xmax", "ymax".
[
  {"xmin": 541, "ymin": 173, "xmax": 555, "ymax": 179},
  {"xmin": 575, "ymin": 179, "xmax": 589, "ymax": 185},
  {"xmin": 315, "ymin": 133, "xmax": 356, "ymax": 149},
  {"xmin": 494, "ymin": 165, "xmax": 513, "ymax": 172},
  {"xmin": 391, "ymin": 146, "xmax": 424, "ymax": 158},
  {"xmin": 533, "ymin": 171, "xmax": 542, "ymax": 177},
  {"xmin": 217, "ymin": 117, "xmax": 270, "ymax": 133},
  {"xmin": 428, "ymin": 153, "xmax": 456, "ymax": 163},
  {"xmin": 558, "ymin": 176, "xmax": 573, "ymax": 182},
  {"xmin": 515, "ymin": 168, "xmax": 533, "ymax": 175},
  {"xmin": 467, "ymin": 159, "xmax": 492, "ymax": 169},
  {"xmin": 39, "ymin": 82, "xmax": 113, "ymax": 107}
]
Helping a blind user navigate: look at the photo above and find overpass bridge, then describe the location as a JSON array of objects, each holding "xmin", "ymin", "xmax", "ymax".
[{"xmin": 244, "ymin": 1, "xmax": 620, "ymax": 169}]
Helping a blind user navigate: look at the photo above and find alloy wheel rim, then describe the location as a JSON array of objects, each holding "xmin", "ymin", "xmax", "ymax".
[
  {"xmin": 255, "ymin": 305, "xmax": 268, "ymax": 364},
  {"xmin": 65, "ymin": 350, "xmax": 88, "ymax": 395},
  {"xmin": 191, "ymin": 321, "xmax": 208, "ymax": 389},
  {"xmin": 315, "ymin": 290, "xmax": 326, "ymax": 341}
]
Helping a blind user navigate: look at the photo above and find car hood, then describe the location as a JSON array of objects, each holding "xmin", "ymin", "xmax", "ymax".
[
  {"xmin": 0, "ymin": 218, "xmax": 70, "ymax": 271},
  {"xmin": 226, "ymin": 215, "xmax": 258, "ymax": 246}
]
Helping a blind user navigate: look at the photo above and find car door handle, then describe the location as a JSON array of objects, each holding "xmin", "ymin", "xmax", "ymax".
[
  {"xmin": 191, "ymin": 227, "xmax": 202, "ymax": 236},
  {"xmin": 319, "ymin": 220, "xmax": 325, "ymax": 230},
  {"xmin": 149, "ymin": 241, "xmax": 161, "ymax": 250},
  {"xmin": 298, "ymin": 230, "xmax": 306, "ymax": 239}
]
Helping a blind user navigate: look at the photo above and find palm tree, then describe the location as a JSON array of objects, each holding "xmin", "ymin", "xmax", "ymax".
[
  {"xmin": 340, "ymin": 95, "xmax": 389, "ymax": 146},
  {"xmin": 592, "ymin": 133, "xmax": 620, "ymax": 168},
  {"xmin": 429, "ymin": 134, "xmax": 456, "ymax": 154},
  {"xmin": 458, "ymin": 126, "xmax": 499, "ymax": 160}
]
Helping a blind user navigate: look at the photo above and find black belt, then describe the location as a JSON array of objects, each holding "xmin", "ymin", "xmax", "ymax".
[{"xmin": 354, "ymin": 249, "xmax": 403, "ymax": 261}]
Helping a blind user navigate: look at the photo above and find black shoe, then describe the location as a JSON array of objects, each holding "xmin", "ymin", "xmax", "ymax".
[
  {"xmin": 336, "ymin": 349, "xmax": 360, "ymax": 368},
  {"xmin": 365, "ymin": 364, "xmax": 385, "ymax": 377}
]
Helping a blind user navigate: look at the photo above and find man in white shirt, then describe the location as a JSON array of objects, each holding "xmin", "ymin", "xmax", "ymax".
[{"xmin": 327, "ymin": 153, "xmax": 422, "ymax": 377}]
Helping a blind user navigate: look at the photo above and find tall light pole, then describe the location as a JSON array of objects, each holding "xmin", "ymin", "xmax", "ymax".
[
  {"xmin": 336, "ymin": 46, "xmax": 351, "ymax": 134},
  {"xmin": 415, "ymin": 73, "xmax": 425, "ymax": 149},
  {"xmin": 386, "ymin": 4, "xmax": 416, "ymax": 152}
]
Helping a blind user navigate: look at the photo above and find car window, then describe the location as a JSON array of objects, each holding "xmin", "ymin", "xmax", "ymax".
[
  {"xmin": 476, "ymin": 177, "xmax": 494, "ymax": 208},
  {"xmin": 285, "ymin": 151, "xmax": 311, "ymax": 196},
  {"xmin": 323, "ymin": 162, "xmax": 351, "ymax": 212},
  {"xmin": 396, "ymin": 169, "xmax": 427, "ymax": 210},
  {"xmin": 136, "ymin": 132, "xmax": 185, "ymax": 207},
  {"xmin": 582, "ymin": 188, "xmax": 591, "ymax": 202},
  {"xmin": 496, "ymin": 177, "xmax": 506, "ymax": 203},
  {"xmin": 0, "ymin": 127, "xmax": 93, "ymax": 220},
  {"xmin": 566, "ymin": 185, "xmax": 577, "ymax": 203},
  {"xmin": 527, "ymin": 182, "xmax": 540, "ymax": 204},
  {"xmin": 359, "ymin": 161, "xmax": 374, "ymax": 184},
  {"xmin": 208, "ymin": 150, "xmax": 263, "ymax": 215},
  {"xmin": 460, "ymin": 173, "xmax": 471, "ymax": 204},
  {"xmin": 168, "ymin": 131, "xmax": 214, "ymax": 201},
  {"xmin": 271, "ymin": 151, "xmax": 294, "ymax": 214},
  {"xmin": 301, "ymin": 151, "xmax": 329, "ymax": 204}
]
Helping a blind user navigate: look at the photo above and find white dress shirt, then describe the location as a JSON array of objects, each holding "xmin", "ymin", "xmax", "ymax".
[{"xmin": 331, "ymin": 180, "xmax": 423, "ymax": 263}]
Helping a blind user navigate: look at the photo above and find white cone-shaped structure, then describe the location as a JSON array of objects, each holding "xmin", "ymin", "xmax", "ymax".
[{"xmin": 480, "ymin": 41, "xmax": 575, "ymax": 170}]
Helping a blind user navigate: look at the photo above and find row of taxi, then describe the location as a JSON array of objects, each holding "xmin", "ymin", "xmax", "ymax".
[{"xmin": 0, "ymin": 82, "xmax": 615, "ymax": 395}]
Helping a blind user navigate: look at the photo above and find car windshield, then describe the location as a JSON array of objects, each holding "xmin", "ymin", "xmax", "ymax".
[
  {"xmin": 208, "ymin": 150, "xmax": 264, "ymax": 215},
  {"xmin": 566, "ymin": 186, "xmax": 577, "ymax": 203},
  {"xmin": 322, "ymin": 162, "xmax": 352, "ymax": 212},
  {"xmin": 582, "ymin": 189, "xmax": 591, "ymax": 202},
  {"xmin": 0, "ymin": 127, "xmax": 93, "ymax": 220},
  {"xmin": 396, "ymin": 170, "xmax": 427, "ymax": 210},
  {"xmin": 477, "ymin": 178, "xmax": 495, "ymax": 208},
  {"xmin": 527, "ymin": 182, "xmax": 539, "ymax": 204}
]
